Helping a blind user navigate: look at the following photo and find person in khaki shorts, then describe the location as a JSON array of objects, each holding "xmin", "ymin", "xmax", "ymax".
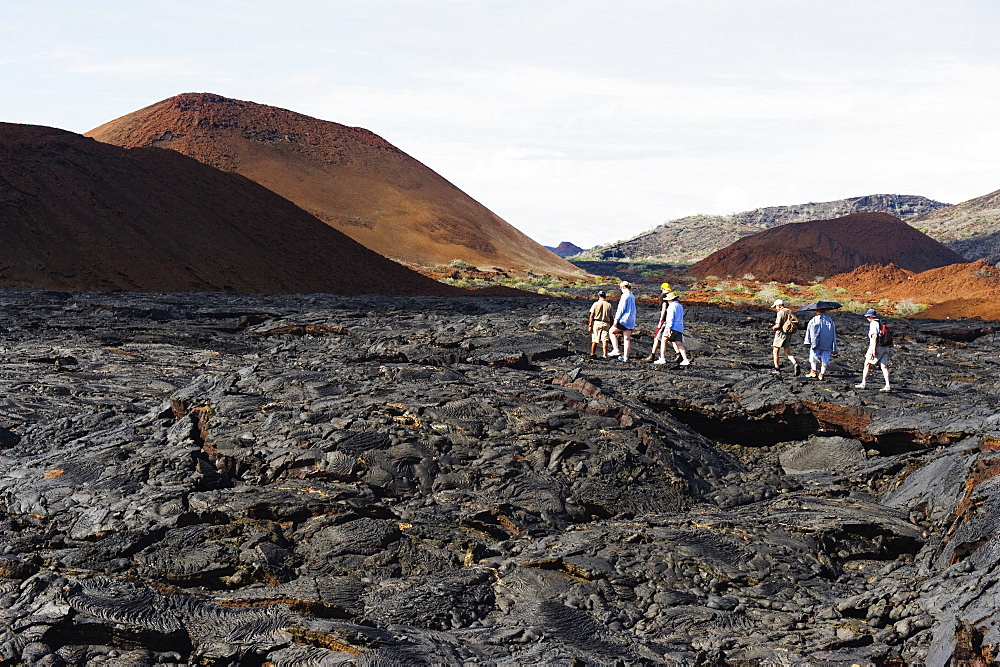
[
  {"xmin": 588, "ymin": 290, "xmax": 613, "ymax": 358},
  {"xmin": 771, "ymin": 299, "xmax": 800, "ymax": 376}
]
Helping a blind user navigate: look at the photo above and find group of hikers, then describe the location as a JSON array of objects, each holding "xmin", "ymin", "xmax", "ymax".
[
  {"xmin": 588, "ymin": 281, "xmax": 691, "ymax": 366},
  {"xmin": 588, "ymin": 282, "xmax": 893, "ymax": 392}
]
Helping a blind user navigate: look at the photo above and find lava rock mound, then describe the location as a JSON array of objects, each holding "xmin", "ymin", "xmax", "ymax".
[{"xmin": 0, "ymin": 290, "xmax": 998, "ymax": 664}]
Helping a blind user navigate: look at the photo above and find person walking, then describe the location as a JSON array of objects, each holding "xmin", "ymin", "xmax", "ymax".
[
  {"xmin": 855, "ymin": 308, "xmax": 892, "ymax": 392},
  {"xmin": 770, "ymin": 299, "xmax": 800, "ymax": 376},
  {"xmin": 803, "ymin": 308, "xmax": 837, "ymax": 380},
  {"xmin": 645, "ymin": 282, "xmax": 673, "ymax": 362},
  {"xmin": 587, "ymin": 290, "xmax": 614, "ymax": 358},
  {"xmin": 609, "ymin": 281, "xmax": 636, "ymax": 361},
  {"xmin": 655, "ymin": 290, "xmax": 691, "ymax": 366}
]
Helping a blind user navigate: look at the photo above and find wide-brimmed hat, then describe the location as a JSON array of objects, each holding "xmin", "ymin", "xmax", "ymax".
[
  {"xmin": 664, "ymin": 291, "xmax": 678, "ymax": 300},
  {"xmin": 865, "ymin": 308, "xmax": 877, "ymax": 318},
  {"xmin": 619, "ymin": 281, "xmax": 632, "ymax": 289}
]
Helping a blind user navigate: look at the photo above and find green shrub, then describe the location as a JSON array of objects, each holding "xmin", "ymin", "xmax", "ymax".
[
  {"xmin": 895, "ymin": 299, "xmax": 926, "ymax": 316},
  {"xmin": 754, "ymin": 285, "xmax": 785, "ymax": 304},
  {"xmin": 730, "ymin": 282, "xmax": 752, "ymax": 295}
]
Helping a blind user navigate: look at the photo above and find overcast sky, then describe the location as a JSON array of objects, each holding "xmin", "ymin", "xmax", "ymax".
[{"xmin": 4, "ymin": 0, "xmax": 999, "ymax": 247}]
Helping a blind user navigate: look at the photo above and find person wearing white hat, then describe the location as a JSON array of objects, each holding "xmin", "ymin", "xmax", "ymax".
[
  {"xmin": 644, "ymin": 282, "xmax": 674, "ymax": 362},
  {"xmin": 654, "ymin": 290, "xmax": 691, "ymax": 366},
  {"xmin": 770, "ymin": 299, "xmax": 800, "ymax": 376}
]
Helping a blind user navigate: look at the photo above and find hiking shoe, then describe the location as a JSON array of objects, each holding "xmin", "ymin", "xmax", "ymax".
[
  {"xmin": 619, "ymin": 356, "xmax": 628, "ymax": 362},
  {"xmin": 643, "ymin": 355, "xmax": 655, "ymax": 362},
  {"xmin": 806, "ymin": 370, "xmax": 817, "ymax": 378},
  {"xmin": 879, "ymin": 386, "xmax": 891, "ymax": 392},
  {"xmin": 679, "ymin": 359, "xmax": 691, "ymax": 366},
  {"xmin": 854, "ymin": 383, "xmax": 866, "ymax": 389},
  {"xmin": 793, "ymin": 364, "xmax": 801, "ymax": 377},
  {"xmin": 653, "ymin": 358, "xmax": 667, "ymax": 365},
  {"xmin": 817, "ymin": 374, "xmax": 824, "ymax": 381}
]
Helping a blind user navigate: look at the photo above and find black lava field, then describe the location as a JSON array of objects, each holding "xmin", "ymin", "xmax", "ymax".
[{"xmin": 0, "ymin": 290, "xmax": 998, "ymax": 665}]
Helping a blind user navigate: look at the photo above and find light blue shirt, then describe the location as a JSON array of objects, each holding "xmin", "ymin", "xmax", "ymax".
[
  {"xmin": 804, "ymin": 313, "xmax": 837, "ymax": 352},
  {"xmin": 615, "ymin": 290, "xmax": 636, "ymax": 329},
  {"xmin": 666, "ymin": 300, "xmax": 684, "ymax": 333}
]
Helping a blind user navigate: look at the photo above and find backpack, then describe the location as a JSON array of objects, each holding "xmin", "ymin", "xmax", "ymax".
[
  {"xmin": 875, "ymin": 320, "xmax": 894, "ymax": 347},
  {"xmin": 781, "ymin": 309, "xmax": 798, "ymax": 333}
]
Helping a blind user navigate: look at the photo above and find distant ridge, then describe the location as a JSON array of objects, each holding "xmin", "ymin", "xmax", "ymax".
[
  {"xmin": 0, "ymin": 122, "xmax": 459, "ymax": 295},
  {"xmin": 87, "ymin": 93, "xmax": 583, "ymax": 278},
  {"xmin": 583, "ymin": 194, "xmax": 948, "ymax": 264},
  {"xmin": 908, "ymin": 188, "xmax": 1000, "ymax": 263},
  {"xmin": 688, "ymin": 212, "xmax": 967, "ymax": 283}
]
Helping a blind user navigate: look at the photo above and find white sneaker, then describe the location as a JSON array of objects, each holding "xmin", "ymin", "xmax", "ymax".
[
  {"xmin": 679, "ymin": 359, "xmax": 691, "ymax": 366},
  {"xmin": 619, "ymin": 355, "xmax": 628, "ymax": 362},
  {"xmin": 879, "ymin": 386, "xmax": 891, "ymax": 392},
  {"xmin": 854, "ymin": 383, "xmax": 866, "ymax": 389},
  {"xmin": 653, "ymin": 358, "xmax": 667, "ymax": 365}
]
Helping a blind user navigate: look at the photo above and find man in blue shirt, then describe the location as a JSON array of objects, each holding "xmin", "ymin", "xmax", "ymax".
[
  {"xmin": 609, "ymin": 281, "xmax": 636, "ymax": 361},
  {"xmin": 803, "ymin": 308, "xmax": 837, "ymax": 380}
]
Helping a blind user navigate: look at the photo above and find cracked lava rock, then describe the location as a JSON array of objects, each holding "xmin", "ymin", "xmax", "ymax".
[{"xmin": 0, "ymin": 289, "xmax": 998, "ymax": 665}]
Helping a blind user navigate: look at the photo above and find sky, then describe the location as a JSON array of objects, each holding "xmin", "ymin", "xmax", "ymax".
[{"xmin": 3, "ymin": 0, "xmax": 1000, "ymax": 248}]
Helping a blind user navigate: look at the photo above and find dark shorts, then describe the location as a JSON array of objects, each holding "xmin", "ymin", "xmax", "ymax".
[{"xmin": 667, "ymin": 329, "xmax": 684, "ymax": 342}]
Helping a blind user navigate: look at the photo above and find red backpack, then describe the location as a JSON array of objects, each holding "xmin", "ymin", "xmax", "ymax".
[{"xmin": 875, "ymin": 320, "xmax": 894, "ymax": 347}]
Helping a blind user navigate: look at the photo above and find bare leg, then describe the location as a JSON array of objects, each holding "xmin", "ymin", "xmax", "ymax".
[
  {"xmin": 622, "ymin": 330, "xmax": 632, "ymax": 359},
  {"xmin": 674, "ymin": 341, "xmax": 690, "ymax": 364}
]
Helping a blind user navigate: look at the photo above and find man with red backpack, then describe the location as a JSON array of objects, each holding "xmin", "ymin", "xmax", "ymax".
[{"xmin": 855, "ymin": 308, "xmax": 892, "ymax": 392}]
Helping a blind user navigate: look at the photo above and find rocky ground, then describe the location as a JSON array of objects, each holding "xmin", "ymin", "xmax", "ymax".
[{"xmin": 0, "ymin": 289, "xmax": 998, "ymax": 665}]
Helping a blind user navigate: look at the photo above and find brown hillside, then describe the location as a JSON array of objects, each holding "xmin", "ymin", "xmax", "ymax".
[
  {"xmin": 688, "ymin": 212, "xmax": 967, "ymax": 283},
  {"xmin": 0, "ymin": 122, "xmax": 459, "ymax": 295},
  {"xmin": 86, "ymin": 93, "xmax": 583, "ymax": 278},
  {"xmin": 828, "ymin": 259, "xmax": 1000, "ymax": 305}
]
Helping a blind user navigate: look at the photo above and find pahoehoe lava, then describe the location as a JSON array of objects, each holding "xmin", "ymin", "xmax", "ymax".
[{"xmin": 0, "ymin": 289, "xmax": 998, "ymax": 664}]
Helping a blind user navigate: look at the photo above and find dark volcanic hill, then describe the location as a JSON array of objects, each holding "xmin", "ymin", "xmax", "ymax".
[
  {"xmin": 688, "ymin": 212, "xmax": 967, "ymax": 283},
  {"xmin": 86, "ymin": 93, "xmax": 583, "ymax": 278},
  {"xmin": 0, "ymin": 122, "xmax": 458, "ymax": 295},
  {"xmin": 585, "ymin": 194, "xmax": 948, "ymax": 264},
  {"xmin": 908, "ymin": 188, "xmax": 1000, "ymax": 263},
  {"xmin": 544, "ymin": 241, "xmax": 584, "ymax": 258}
]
